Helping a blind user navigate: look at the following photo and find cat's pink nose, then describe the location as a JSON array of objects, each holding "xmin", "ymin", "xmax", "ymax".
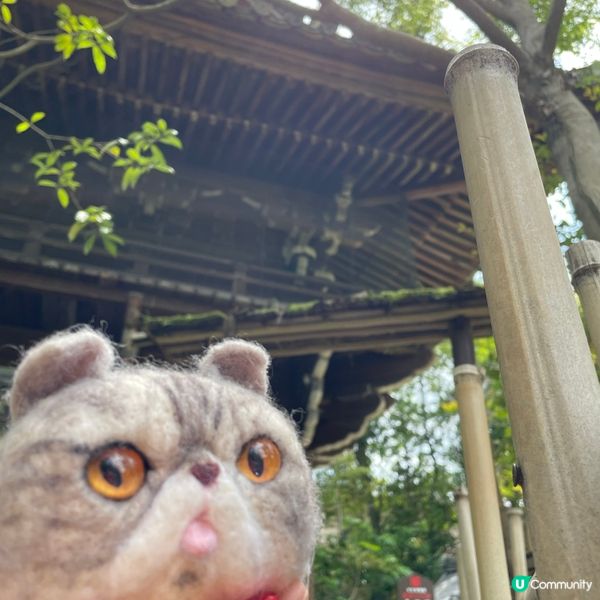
[{"xmin": 191, "ymin": 462, "xmax": 220, "ymax": 486}]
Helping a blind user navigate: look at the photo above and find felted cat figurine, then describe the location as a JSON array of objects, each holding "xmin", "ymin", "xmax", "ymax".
[{"xmin": 0, "ymin": 328, "xmax": 320, "ymax": 600}]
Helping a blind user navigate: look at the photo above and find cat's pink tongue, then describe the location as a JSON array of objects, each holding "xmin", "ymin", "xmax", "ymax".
[{"xmin": 180, "ymin": 517, "xmax": 218, "ymax": 557}]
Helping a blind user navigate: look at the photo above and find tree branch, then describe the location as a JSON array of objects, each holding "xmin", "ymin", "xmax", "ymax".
[
  {"xmin": 0, "ymin": 22, "xmax": 56, "ymax": 43},
  {"xmin": 0, "ymin": 39, "xmax": 38, "ymax": 58},
  {"xmin": 0, "ymin": 56, "xmax": 64, "ymax": 100},
  {"xmin": 542, "ymin": 0, "xmax": 567, "ymax": 57},
  {"xmin": 471, "ymin": 0, "xmax": 517, "ymax": 27},
  {"xmin": 0, "ymin": 101, "xmax": 57, "ymax": 150},
  {"xmin": 0, "ymin": 0, "xmax": 181, "ymax": 100},
  {"xmin": 449, "ymin": 0, "xmax": 529, "ymax": 65},
  {"xmin": 105, "ymin": 12, "xmax": 131, "ymax": 32}
]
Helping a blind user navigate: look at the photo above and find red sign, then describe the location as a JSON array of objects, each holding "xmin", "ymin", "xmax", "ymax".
[{"xmin": 397, "ymin": 573, "xmax": 434, "ymax": 600}]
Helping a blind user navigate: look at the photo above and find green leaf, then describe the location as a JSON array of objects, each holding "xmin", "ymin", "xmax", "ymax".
[
  {"xmin": 83, "ymin": 234, "xmax": 97, "ymax": 255},
  {"xmin": 92, "ymin": 46, "xmax": 106, "ymax": 74},
  {"xmin": 1, "ymin": 4, "xmax": 11, "ymax": 24},
  {"xmin": 150, "ymin": 144, "xmax": 166, "ymax": 163},
  {"xmin": 358, "ymin": 541, "xmax": 382, "ymax": 552},
  {"xmin": 142, "ymin": 122, "xmax": 160, "ymax": 136},
  {"xmin": 101, "ymin": 41, "xmax": 117, "ymax": 59},
  {"xmin": 154, "ymin": 163, "xmax": 175, "ymax": 174},
  {"xmin": 79, "ymin": 14, "xmax": 95, "ymax": 29},
  {"xmin": 160, "ymin": 135, "xmax": 183, "ymax": 149},
  {"xmin": 2, "ymin": 0, "xmax": 17, "ymax": 5},
  {"xmin": 37, "ymin": 179, "xmax": 57, "ymax": 188},
  {"xmin": 46, "ymin": 151, "xmax": 62, "ymax": 166},
  {"xmin": 57, "ymin": 188, "xmax": 70, "ymax": 208},
  {"xmin": 101, "ymin": 235, "xmax": 118, "ymax": 256},
  {"xmin": 35, "ymin": 167, "xmax": 60, "ymax": 178},
  {"xmin": 30, "ymin": 153, "xmax": 48, "ymax": 167},
  {"xmin": 126, "ymin": 148, "xmax": 141, "ymax": 161},
  {"xmin": 68, "ymin": 221, "xmax": 87, "ymax": 242},
  {"xmin": 30, "ymin": 112, "xmax": 46, "ymax": 123},
  {"xmin": 63, "ymin": 161, "xmax": 77, "ymax": 171},
  {"xmin": 56, "ymin": 3, "xmax": 72, "ymax": 18},
  {"xmin": 157, "ymin": 118, "xmax": 167, "ymax": 131},
  {"xmin": 108, "ymin": 233, "xmax": 124, "ymax": 245},
  {"xmin": 16, "ymin": 121, "xmax": 30, "ymax": 134},
  {"xmin": 123, "ymin": 167, "xmax": 144, "ymax": 190}
]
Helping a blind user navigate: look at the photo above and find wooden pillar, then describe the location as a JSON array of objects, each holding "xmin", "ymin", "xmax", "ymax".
[
  {"xmin": 446, "ymin": 44, "xmax": 600, "ymax": 595},
  {"xmin": 454, "ymin": 489, "xmax": 480, "ymax": 600},
  {"xmin": 121, "ymin": 292, "xmax": 144, "ymax": 358},
  {"xmin": 302, "ymin": 351, "xmax": 332, "ymax": 447},
  {"xmin": 506, "ymin": 507, "xmax": 528, "ymax": 590},
  {"xmin": 566, "ymin": 240, "xmax": 600, "ymax": 360},
  {"xmin": 450, "ymin": 319, "xmax": 510, "ymax": 599}
]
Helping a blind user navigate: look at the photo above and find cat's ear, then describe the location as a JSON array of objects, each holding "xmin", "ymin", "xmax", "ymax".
[
  {"xmin": 198, "ymin": 339, "xmax": 270, "ymax": 395},
  {"xmin": 9, "ymin": 328, "xmax": 116, "ymax": 420}
]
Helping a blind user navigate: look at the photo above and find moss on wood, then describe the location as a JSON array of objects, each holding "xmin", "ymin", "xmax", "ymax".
[
  {"xmin": 143, "ymin": 286, "xmax": 474, "ymax": 337},
  {"xmin": 144, "ymin": 310, "xmax": 228, "ymax": 335}
]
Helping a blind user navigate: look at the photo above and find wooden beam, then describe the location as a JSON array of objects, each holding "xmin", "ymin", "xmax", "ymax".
[
  {"xmin": 49, "ymin": 0, "xmax": 452, "ymax": 113},
  {"xmin": 0, "ymin": 264, "xmax": 222, "ymax": 314},
  {"xmin": 406, "ymin": 180, "xmax": 467, "ymax": 201},
  {"xmin": 166, "ymin": 320, "xmax": 492, "ymax": 359},
  {"xmin": 29, "ymin": 73, "xmax": 456, "ymax": 186},
  {"xmin": 357, "ymin": 179, "xmax": 467, "ymax": 207},
  {"xmin": 152, "ymin": 299, "xmax": 490, "ymax": 347}
]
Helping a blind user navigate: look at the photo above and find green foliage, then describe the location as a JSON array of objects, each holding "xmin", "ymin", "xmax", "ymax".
[
  {"xmin": 26, "ymin": 119, "xmax": 181, "ymax": 254},
  {"xmin": 0, "ymin": 0, "xmax": 16, "ymax": 25},
  {"xmin": 54, "ymin": 3, "xmax": 117, "ymax": 73},
  {"xmin": 15, "ymin": 111, "xmax": 45, "ymax": 134},
  {"xmin": 113, "ymin": 119, "xmax": 179, "ymax": 190},
  {"xmin": 532, "ymin": 131, "xmax": 563, "ymax": 194},
  {"xmin": 315, "ymin": 455, "xmax": 414, "ymax": 599},
  {"xmin": 342, "ymin": 0, "xmax": 447, "ymax": 40},
  {"xmin": 68, "ymin": 206, "xmax": 123, "ymax": 256},
  {"xmin": 338, "ymin": 0, "xmax": 463, "ymax": 47},
  {"xmin": 314, "ymin": 341, "xmax": 521, "ymax": 595},
  {"xmin": 529, "ymin": 0, "xmax": 600, "ymax": 54},
  {"xmin": 0, "ymin": 2, "xmax": 183, "ymax": 255},
  {"xmin": 577, "ymin": 63, "xmax": 600, "ymax": 113},
  {"xmin": 314, "ymin": 345, "xmax": 462, "ymax": 597}
]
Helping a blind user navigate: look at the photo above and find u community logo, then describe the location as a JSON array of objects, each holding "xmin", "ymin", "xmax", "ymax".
[
  {"xmin": 512, "ymin": 576, "xmax": 532, "ymax": 592},
  {"xmin": 512, "ymin": 575, "xmax": 593, "ymax": 593}
]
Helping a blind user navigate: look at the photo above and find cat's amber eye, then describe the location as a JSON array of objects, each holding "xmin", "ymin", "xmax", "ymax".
[
  {"xmin": 86, "ymin": 445, "xmax": 146, "ymax": 501},
  {"xmin": 237, "ymin": 437, "xmax": 282, "ymax": 483}
]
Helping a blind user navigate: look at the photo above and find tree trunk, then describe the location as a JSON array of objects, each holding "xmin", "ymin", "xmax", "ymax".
[{"xmin": 523, "ymin": 70, "xmax": 600, "ymax": 241}]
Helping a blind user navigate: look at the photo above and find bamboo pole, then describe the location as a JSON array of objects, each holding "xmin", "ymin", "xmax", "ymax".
[
  {"xmin": 450, "ymin": 318, "xmax": 510, "ymax": 598},
  {"xmin": 455, "ymin": 541, "xmax": 471, "ymax": 600},
  {"xmin": 454, "ymin": 489, "xmax": 481, "ymax": 600},
  {"xmin": 566, "ymin": 240, "xmax": 600, "ymax": 360},
  {"xmin": 455, "ymin": 368, "xmax": 511, "ymax": 598},
  {"xmin": 506, "ymin": 507, "xmax": 529, "ymax": 591},
  {"xmin": 445, "ymin": 44, "xmax": 600, "ymax": 595}
]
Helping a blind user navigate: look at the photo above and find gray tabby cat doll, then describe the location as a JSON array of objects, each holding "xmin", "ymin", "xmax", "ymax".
[{"xmin": 0, "ymin": 328, "xmax": 320, "ymax": 600}]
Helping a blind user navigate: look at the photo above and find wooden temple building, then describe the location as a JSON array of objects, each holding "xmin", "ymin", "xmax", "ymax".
[{"xmin": 0, "ymin": 0, "xmax": 490, "ymax": 460}]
